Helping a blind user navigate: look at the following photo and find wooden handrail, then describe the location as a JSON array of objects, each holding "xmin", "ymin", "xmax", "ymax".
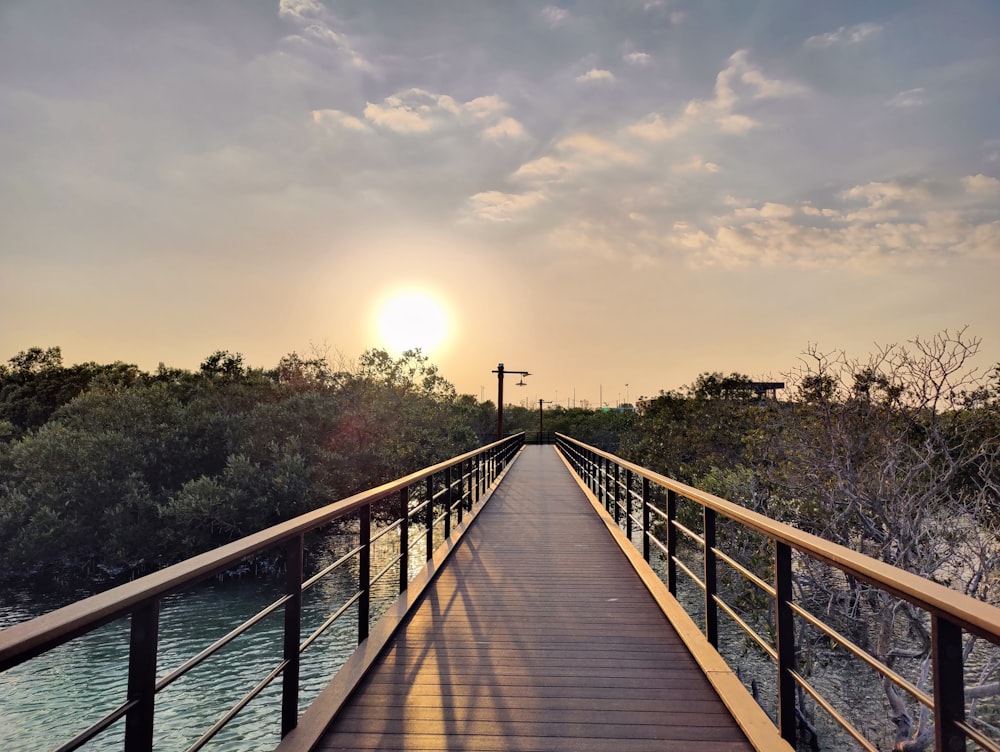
[
  {"xmin": 0, "ymin": 434, "xmax": 523, "ymax": 671},
  {"xmin": 556, "ymin": 432, "xmax": 1000, "ymax": 751},
  {"xmin": 555, "ymin": 433, "xmax": 1000, "ymax": 642}
]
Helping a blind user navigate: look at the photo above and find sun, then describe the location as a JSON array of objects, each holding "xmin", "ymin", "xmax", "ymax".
[{"xmin": 376, "ymin": 291, "xmax": 450, "ymax": 355}]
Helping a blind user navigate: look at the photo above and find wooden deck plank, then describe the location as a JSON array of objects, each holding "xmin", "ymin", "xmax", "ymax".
[{"xmin": 312, "ymin": 446, "xmax": 757, "ymax": 752}]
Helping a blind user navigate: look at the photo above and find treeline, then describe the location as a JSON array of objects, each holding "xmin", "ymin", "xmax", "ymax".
[
  {"xmin": 0, "ymin": 347, "xmax": 492, "ymax": 584},
  {"xmin": 4, "ymin": 332, "xmax": 997, "ymax": 747}
]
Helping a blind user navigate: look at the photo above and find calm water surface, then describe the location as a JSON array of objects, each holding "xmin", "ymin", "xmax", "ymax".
[{"xmin": 0, "ymin": 529, "xmax": 417, "ymax": 752}]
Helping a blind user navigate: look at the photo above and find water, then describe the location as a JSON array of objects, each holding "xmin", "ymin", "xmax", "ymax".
[{"xmin": 0, "ymin": 523, "xmax": 427, "ymax": 752}]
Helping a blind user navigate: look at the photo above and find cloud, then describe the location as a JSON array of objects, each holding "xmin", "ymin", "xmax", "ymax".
[
  {"xmin": 804, "ymin": 22, "xmax": 883, "ymax": 49},
  {"xmin": 626, "ymin": 50, "xmax": 803, "ymax": 141},
  {"xmin": 542, "ymin": 6, "xmax": 569, "ymax": 26},
  {"xmin": 683, "ymin": 176, "xmax": 1000, "ymax": 268},
  {"xmin": 623, "ymin": 52, "xmax": 651, "ymax": 65},
  {"xmin": 467, "ymin": 190, "xmax": 547, "ymax": 221},
  {"xmin": 312, "ymin": 109, "xmax": 369, "ymax": 132},
  {"xmin": 734, "ymin": 202, "xmax": 796, "ymax": 219},
  {"xmin": 557, "ymin": 133, "xmax": 635, "ymax": 164},
  {"xmin": 278, "ymin": 0, "xmax": 325, "ymax": 22},
  {"xmin": 513, "ymin": 156, "xmax": 573, "ymax": 182},
  {"xmin": 278, "ymin": 0, "xmax": 369, "ymax": 69},
  {"xmin": 841, "ymin": 180, "xmax": 933, "ymax": 208},
  {"xmin": 577, "ymin": 69, "xmax": 615, "ymax": 83},
  {"xmin": 464, "ymin": 95, "xmax": 507, "ymax": 120},
  {"xmin": 361, "ymin": 89, "xmax": 516, "ymax": 135},
  {"xmin": 483, "ymin": 117, "xmax": 526, "ymax": 140},
  {"xmin": 962, "ymin": 174, "xmax": 1000, "ymax": 195},
  {"xmin": 673, "ymin": 155, "xmax": 720, "ymax": 174},
  {"xmin": 886, "ymin": 88, "xmax": 927, "ymax": 108}
]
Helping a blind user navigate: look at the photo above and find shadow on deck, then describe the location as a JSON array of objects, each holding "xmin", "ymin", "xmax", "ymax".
[{"xmin": 278, "ymin": 446, "xmax": 784, "ymax": 752}]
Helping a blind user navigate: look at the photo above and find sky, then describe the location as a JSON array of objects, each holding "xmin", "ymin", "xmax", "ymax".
[{"xmin": 1, "ymin": 0, "xmax": 998, "ymax": 409}]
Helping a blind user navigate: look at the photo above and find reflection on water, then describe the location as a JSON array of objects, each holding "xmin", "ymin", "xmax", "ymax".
[{"xmin": 0, "ymin": 520, "xmax": 434, "ymax": 752}]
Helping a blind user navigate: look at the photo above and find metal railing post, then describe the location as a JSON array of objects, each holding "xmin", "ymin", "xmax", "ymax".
[
  {"xmin": 425, "ymin": 474, "xmax": 435, "ymax": 561},
  {"xmin": 443, "ymin": 465, "xmax": 452, "ymax": 539},
  {"xmin": 358, "ymin": 504, "xmax": 371, "ymax": 643},
  {"xmin": 614, "ymin": 463, "xmax": 622, "ymax": 525},
  {"xmin": 625, "ymin": 468, "xmax": 633, "ymax": 540},
  {"xmin": 642, "ymin": 477, "xmax": 650, "ymax": 562},
  {"xmin": 281, "ymin": 535, "xmax": 303, "ymax": 737},
  {"xmin": 775, "ymin": 541, "xmax": 796, "ymax": 743},
  {"xmin": 704, "ymin": 507, "xmax": 718, "ymax": 647},
  {"xmin": 124, "ymin": 600, "xmax": 159, "ymax": 752},
  {"xmin": 933, "ymin": 615, "xmax": 966, "ymax": 752},
  {"xmin": 667, "ymin": 489, "xmax": 678, "ymax": 596},
  {"xmin": 399, "ymin": 487, "xmax": 409, "ymax": 593}
]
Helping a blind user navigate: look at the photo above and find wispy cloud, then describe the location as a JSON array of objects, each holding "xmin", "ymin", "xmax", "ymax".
[
  {"xmin": 541, "ymin": 6, "xmax": 569, "ymax": 26},
  {"xmin": 886, "ymin": 88, "xmax": 927, "ymax": 108},
  {"xmin": 623, "ymin": 52, "xmax": 651, "ymax": 65},
  {"xmin": 577, "ymin": 68, "xmax": 615, "ymax": 83},
  {"xmin": 804, "ymin": 22, "xmax": 882, "ymax": 49},
  {"xmin": 626, "ymin": 50, "xmax": 804, "ymax": 141},
  {"xmin": 467, "ymin": 190, "xmax": 547, "ymax": 222}
]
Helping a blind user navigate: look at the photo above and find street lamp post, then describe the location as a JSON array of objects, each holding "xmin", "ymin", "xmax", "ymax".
[{"xmin": 492, "ymin": 363, "xmax": 530, "ymax": 439}]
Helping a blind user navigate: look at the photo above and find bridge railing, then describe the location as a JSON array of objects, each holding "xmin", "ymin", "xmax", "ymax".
[
  {"xmin": 0, "ymin": 433, "xmax": 524, "ymax": 752},
  {"xmin": 556, "ymin": 433, "xmax": 1000, "ymax": 752}
]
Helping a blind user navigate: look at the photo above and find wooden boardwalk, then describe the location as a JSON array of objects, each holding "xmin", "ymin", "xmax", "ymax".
[{"xmin": 308, "ymin": 445, "xmax": 756, "ymax": 751}]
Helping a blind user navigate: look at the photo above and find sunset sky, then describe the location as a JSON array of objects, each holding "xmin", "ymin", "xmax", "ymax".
[{"xmin": 2, "ymin": 1, "xmax": 998, "ymax": 408}]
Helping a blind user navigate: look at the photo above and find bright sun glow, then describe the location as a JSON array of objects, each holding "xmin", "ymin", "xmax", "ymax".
[{"xmin": 376, "ymin": 291, "xmax": 450, "ymax": 354}]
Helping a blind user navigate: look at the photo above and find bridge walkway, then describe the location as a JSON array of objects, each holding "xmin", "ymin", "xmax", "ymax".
[{"xmin": 306, "ymin": 445, "xmax": 756, "ymax": 751}]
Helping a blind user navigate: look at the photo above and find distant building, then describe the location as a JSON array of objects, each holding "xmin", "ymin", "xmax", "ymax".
[{"xmin": 747, "ymin": 381, "xmax": 784, "ymax": 400}]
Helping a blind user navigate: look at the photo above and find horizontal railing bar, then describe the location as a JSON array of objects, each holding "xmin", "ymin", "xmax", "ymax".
[
  {"xmin": 370, "ymin": 517, "xmax": 404, "ymax": 545},
  {"xmin": 185, "ymin": 659, "xmax": 289, "ymax": 752},
  {"xmin": 955, "ymin": 720, "xmax": 1000, "ymax": 752},
  {"xmin": 408, "ymin": 498, "xmax": 430, "ymax": 516},
  {"xmin": 369, "ymin": 554, "xmax": 402, "ymax": 588},
  {"xmin": 790, "ymin": 669, "xmax": 879, "ymax": 752},
  {"xmin": 648, "ymin": 504, "xmax": 668, "ymax": 522},
  {"xmin": 673, "ymin": 556, "xmax": 706, "ymax": 592},
  {"xmin": 713, "ymin": 595, "xmax": 777, "ymax": 661},
  {"xmin": 156, "ymin": 592, "xmax": 292, "ymax": 692},
  {"xmin": 556, "ymin": 433, "xmax": 1000, "ymax": 642},
  {"xmin": 647, "ymin": 533, "xmax": 668, "ymax": 557},
  {"xmin": 54, "ymin": 698, "xmax": 137, "ymax": 752},
  {"xmin": 788, "ymin": 602, "xmax": 934, "ymax": 710},
  {"xmin": 672, "ymin": 519, "xmax": 705, "ymax": 547},
  {"xmin": 0, "ymin": 434, "xmax": 523, "ymax": 670},
  {"xmin": 302, "ymin": 546, "xmax": 364, "ymax": 592},
  {"xmin": 712, "ymin": 547, "xmax": 776, "ymax": 598},
  {"xmin": 300, "ymin": 591, "xmax": 363, "ymax": 654}
]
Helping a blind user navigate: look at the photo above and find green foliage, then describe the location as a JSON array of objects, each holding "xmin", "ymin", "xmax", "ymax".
[{"xmin": 0, "ymin": 346, "xmax": 483, "ymax": 586}]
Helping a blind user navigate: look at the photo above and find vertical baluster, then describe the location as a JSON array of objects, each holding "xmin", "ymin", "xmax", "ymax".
[
  {"xmin": 775, "ymin": 541, "xmax": 796, "ymax": 743},
  {"xmin": 443, "ymin": 465, "xmax": 452, "ymax": 539},
  {"xmin": 281, "ymin": 535, "xmax": 303, "ymax": 737},
  {"xmin": 358, "ymin": 504, "xmax": 371, "ymax": 643},
  {"xmin": 667, "ymin": 489, "xmax": 678, "ymax": 596},
  {"xmin": 614, "ymin": 463, "xmax": 622, "ymax": 525},
  {"xmin": 425, "ymin": 474, "xmax": 435, "ymax": 562},
  {"xmin": 703, "ymin": 508, "xmax": 718, "ymax": 647},
  {"xmin": 932, "ymin": 615, "xmax": 966, "ymax": 752},
  {"xmin": 642, "ymin": 477, "xmax": 651, "ymax": 562},
  {"xmin": 625, "ymin": 468, "xmax": 633, "ymax": 539},
  {"xmin": 456, "ymin": 461, "xmax": 465, "ymax": 524},
  {"xmin": 399, "ymin": 487, "xmax": 409, "ymax": 593},
  {"xmin": 124, "ymin": 601, "xmax": 159, "ymax": 752}
]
